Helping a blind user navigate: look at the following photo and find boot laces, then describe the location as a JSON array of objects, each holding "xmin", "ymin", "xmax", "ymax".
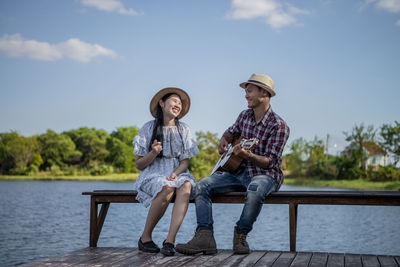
[{"xmin": 238, "ymin": 233, "xmax": 248, "ymax": 245}]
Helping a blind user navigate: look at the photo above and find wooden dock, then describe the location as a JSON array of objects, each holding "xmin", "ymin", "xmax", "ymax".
[{"xmin": 19, "ymin": 248, "xmax": 400, "ymax": 266}]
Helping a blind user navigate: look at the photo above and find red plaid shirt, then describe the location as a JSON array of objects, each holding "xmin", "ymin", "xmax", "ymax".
[{"xmin": 225, "ymin": 107, "xmax": 290, "ymax": 190}]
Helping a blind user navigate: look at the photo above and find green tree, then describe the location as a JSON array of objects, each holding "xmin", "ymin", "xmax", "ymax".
[
  {"xmin": 189, "ymin": 131, "xmax": 220, "ymax": 179},
  {"xmin": 306, "ymin": 137, "xmax": 326, "ymax": 177},
  {"xmin": 110, "ymin": 127, "xmax": 140, "ymax": 146},
  {"xmin": 6, "ymin": 135, "xmax": 40, "ymax": 173},
  {"xmin": 284, "ymin": 138, "xmax": 308, "ymax": 177},
  {"xmin": 64, "ymin": 127, "xmax": 109, "ymax": 167},
  {"xmin": 343, "ymin": 124, "xmax": 375, "ymax": 172},
  {"xmin": 379, "ymin": 121, "xmax": 400, "ymax": 166},
  {"xmin": 0, "ymin": 132, "xmax": 20, "ymax": 174},
  {"xmin": 38, "ymin": 130, "xmax": 82, "ymax": 169},
  {"xmin": 106, "ymin": 136, "xmax": 138, "ymax": 173}
]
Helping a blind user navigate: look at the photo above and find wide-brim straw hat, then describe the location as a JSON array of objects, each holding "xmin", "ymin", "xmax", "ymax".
[
  {"xmin": 150, "ymin": 87, "xmax": 191, "ymax": 119},
  {"xmin": 239, "ymin": 73, "xmax": 276, "ymax": 97}
]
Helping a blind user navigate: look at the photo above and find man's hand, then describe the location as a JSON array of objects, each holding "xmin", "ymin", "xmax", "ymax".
[
  {"xmin": 233, "ymin": 144, "xmax": 251, "ymax": 159},
  {"xmin": 151, "ymin": 139, "xmax": 162, "ymax": 155},
  {"xmin": 218, "ymin": 137, "xmax": 229, "ymax": 155}
]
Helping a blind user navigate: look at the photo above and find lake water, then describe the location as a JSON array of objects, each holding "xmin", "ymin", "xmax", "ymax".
[{"xmin": 0, "ymin": 180, "xmax": 399, "ymax": 266}]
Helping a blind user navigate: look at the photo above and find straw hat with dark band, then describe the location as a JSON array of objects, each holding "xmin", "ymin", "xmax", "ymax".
[
  {"xmin": 150, "ymin": 87, "xmax": 191, "ymax": 119},
  {"xmin": 240, "ymin": 73, "xmax": 276, "ymax": 97}
]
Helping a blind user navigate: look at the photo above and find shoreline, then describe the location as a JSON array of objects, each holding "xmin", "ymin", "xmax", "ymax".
[{"xmin": 1, "ymin": 174, "xmax": 399, "ymax": 190}]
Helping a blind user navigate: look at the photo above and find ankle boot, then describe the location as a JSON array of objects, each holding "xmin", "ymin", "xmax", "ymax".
[
  {"xmin": 176, "ymin": 228, "xmax": 217, "ymax": 255},
  {"xmin": 233, "ymin": 226, "xmax": 250, "ymax": 254}
]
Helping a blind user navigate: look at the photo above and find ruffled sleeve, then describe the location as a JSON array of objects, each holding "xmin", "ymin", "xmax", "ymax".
[
  {"xmin": 133, "ymin": 121, "xmax": 154, "ymax": 156},
  {"xmin": 178, "ymin": 122, "xmax": 199, "ymax": 161}
]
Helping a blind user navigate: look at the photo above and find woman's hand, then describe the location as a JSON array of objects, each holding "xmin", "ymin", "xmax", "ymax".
[
  {"xmin": 167, "ymin": 172, "xmax": 178, "ymax": 181},
  {"xmin": 151, "ymin": 139, "xmax": 162, "ymax": 155}
]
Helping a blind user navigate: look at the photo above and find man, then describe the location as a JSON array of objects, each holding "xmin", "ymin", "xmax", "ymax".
[{"xmin": 176, "ymin": 73, "xmax": 290, "ymax": 255}]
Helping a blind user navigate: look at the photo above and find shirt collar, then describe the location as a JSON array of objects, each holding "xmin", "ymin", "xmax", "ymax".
[{"xmin": 250, "ymin": 106, "xmax": 272, "ymax": 126}]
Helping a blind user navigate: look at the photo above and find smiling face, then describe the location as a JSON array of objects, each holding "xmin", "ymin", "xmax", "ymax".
[
  {"xmin": 245, "ymin": 83, "xmax": 269, "ymax": 108},
  {"xmin": 159, "ymin": 94, "xmax": 182, "ymax": 119}
]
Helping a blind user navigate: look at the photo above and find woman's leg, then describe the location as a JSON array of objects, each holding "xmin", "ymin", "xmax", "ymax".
[
  {"xmin": 141, "ymin": 186, "xmax": 175, "ymax": 242},
  {"xmin": 165, "ymin": 181, "xmax": 192, "ymax": 244}
]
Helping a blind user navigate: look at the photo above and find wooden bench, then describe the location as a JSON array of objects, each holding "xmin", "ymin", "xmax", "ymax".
[{"xmin": 82, "ymin": 190, "xmax": 400, "ymax": 252}]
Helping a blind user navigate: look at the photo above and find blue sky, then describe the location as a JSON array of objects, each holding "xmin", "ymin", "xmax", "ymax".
[{"xmin": 1, "ymin": 0, "xmax": 399, "ymax": 154}]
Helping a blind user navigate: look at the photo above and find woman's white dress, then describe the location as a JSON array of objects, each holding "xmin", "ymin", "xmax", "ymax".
[{"xmin": 133, "ymin": 120, "xmax": 199, "ymax": 207}]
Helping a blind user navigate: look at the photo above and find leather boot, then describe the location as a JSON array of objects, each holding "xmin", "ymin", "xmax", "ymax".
[
  {"xmin": 176, "ymin": 227, "xmax": 218, "ymax": 255},
  {"xmin": 233, "ymin": 226, "xmax": 250, "ymax": 254}
]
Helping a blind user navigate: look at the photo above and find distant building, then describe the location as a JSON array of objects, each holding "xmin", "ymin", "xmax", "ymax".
[
  {"xmin": 362, "ymin": 141, "xmax": 387, "ymax": 169},
  {"xmin": 341, "ymin": 141, "xmax": 387, "ymax": 169}
]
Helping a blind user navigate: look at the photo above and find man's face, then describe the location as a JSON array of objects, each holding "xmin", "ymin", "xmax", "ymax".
[{"xmin": 245, "ymin": 84, "xmax": 267, "ymax": 108}]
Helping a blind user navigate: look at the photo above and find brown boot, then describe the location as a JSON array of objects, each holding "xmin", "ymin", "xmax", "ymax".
[
  {"xmin": 233, "ymin": 227, "xmax": 250, "ymax": 254},
  {"xmin": 176, "ymin": 228, "xmax": 218, "ymax": 255}
]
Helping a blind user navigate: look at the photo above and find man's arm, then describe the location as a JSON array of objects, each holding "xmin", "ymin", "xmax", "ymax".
[{"xmin": 232, "ymin": 146, "xmax": 270, "ymax": 169}]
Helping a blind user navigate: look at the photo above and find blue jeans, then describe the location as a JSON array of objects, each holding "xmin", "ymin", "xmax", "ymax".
[{"xmin": 194, "ymin": 171, "xmax": 277, "ymax": 234}]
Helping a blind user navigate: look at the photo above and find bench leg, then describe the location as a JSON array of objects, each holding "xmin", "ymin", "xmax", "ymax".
[
  {"xmin": 89, "ymin": 197, "xmax": 98, "ymax": 247},
  {"xmin": 289, "ymin": 202, "xmax": 298, "ymax": 252},
  {"xmin": 89, "ymin": 197, "xmax": 110, "ymax": 247}
]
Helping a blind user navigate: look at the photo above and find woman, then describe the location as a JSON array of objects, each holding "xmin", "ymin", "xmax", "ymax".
[{"xmin": 133, "ymin": 87, "xmax": 199, "ymax": 256}]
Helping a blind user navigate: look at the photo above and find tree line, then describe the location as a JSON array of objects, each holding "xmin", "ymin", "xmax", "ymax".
[{"xmin": 0, "ymin": 121, "xmax": 399, "ymax": 181}]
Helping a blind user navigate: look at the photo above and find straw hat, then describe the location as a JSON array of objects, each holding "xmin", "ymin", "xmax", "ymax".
[
  {"xmin": 239, "ymin": 73, "xmax": 275, "ymax": 97},
  {"xmin": 150, "ymin": 87, "xmax": 191, "ymax": 119}
]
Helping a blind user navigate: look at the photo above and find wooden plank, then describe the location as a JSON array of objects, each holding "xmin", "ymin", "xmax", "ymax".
[
  {"xmin": 327, "ymin": 253, "xmax": 345, "ymax": 267},
  {"xmin": 159, "ymin": 255, "xmax": 199, "ymax": 267},
  {"xmin": 254, "ymin": 251, "xmax": 281, "ymax": 267},
  {"xmin": 83, "ymin": 190, "xmax": 400, "ymax": 206},
  {"xmin": 309, "ymin": 252, "xmax": 328, "ymax": 267},
  {"xmin": 117, "ymin": 251, "xmax": 170, "ymax": 266},
  {"xmin": 80, "ymin": 248, "xmax": 138, "ymax": 266},
  {"xmin": 290, "ymin": 252, "xmax": 312, "ymax": 267},
  {"xmin": 378, "ymin": 255, "xmax": 399, "ymax": 267},
  {"xmin": 176, "ymin": 253, "xmax": 215, "ymax": 266},
  {"xmin": 362, "ymin": 254, "xmax": 380, "ymax": 267},
  {"xmin": 217, "ymin": 253, "xmax": 249, "ymax": 266},
  {"xmin": 113, "ymin": 250, "xmax": 163, "ymax": 267},
  {"xmin": 395, "ymin": 256, "xmax": 400, "ymax": 266},
  {"xmin": 238, "ymin": 251, "xmax": 267, "ymax": 267},
  {"xmin": 271, "ymin": 252, "xmax": 296, "ymax": 267},
  {"xmin": 199, "ymin": 250, "xmax": 234, "ymax": 267},
  {"xmin": 344, "ymin": 254, "xmax": 362, "ymax": 267},
  {"xmin": 69, "ymin": 247, "xmax": 128, "ymax": 266}
]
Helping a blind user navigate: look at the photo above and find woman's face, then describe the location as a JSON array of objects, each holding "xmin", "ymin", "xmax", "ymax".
[{"xmin": 159, "ymin": 94, "xmax": 182, "ymax": 118}]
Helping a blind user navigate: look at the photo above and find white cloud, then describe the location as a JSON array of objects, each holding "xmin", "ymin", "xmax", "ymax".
[
  {"xmin": 364, "ymin": 0, "xmax": 400, "ymax": 26},
  {"xmin": 0, "ymin": 34, "xmax": 117, "ymax": 63},
  {"xmin": 228, "ymin": 0, "xmax": 309, "ymax": 29},
  {"xmin": 375, "ymin": 0, "xmax": 400, "ymax": 13},
  {"xmin": 81, "ymin": 0, "xmax": 142, "ymax": 16}
]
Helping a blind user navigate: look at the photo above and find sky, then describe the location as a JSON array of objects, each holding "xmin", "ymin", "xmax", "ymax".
[{"xmin": 0, "ymin": 0, "xmax": 399, "ymax": 155}]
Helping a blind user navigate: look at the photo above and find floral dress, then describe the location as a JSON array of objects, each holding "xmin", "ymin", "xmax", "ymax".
[{"xmin": 133, "ymin": 120, "xmax": 199, "ymax": 207}]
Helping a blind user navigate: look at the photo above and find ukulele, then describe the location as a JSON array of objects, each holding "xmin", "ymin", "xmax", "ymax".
[{"xmin": 211, "ymin": 137, "xmax": 259, "ymax": 175}]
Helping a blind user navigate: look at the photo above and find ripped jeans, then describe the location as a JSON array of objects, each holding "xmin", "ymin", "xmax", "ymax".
[{"xmin": 194, "ymin": 171, "xmax": 277, "ymax": 234}]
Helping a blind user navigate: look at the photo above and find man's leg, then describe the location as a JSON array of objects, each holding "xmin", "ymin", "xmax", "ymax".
[
  {"xmin": 176, "ymin": 171, "xmax": 245, "ymax": 255},
  {"xmin": 196, "ymin": 171, "xmax": 245, "ymax": 230},
  {"xmin": 233, "ymin": 175, "xmax": 277, "ymax": 254}
]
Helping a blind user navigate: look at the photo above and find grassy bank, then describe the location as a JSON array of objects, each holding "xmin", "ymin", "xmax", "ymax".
[
  {"xmin": 0, "ymin": 173, "xmax": 139, "ymax": 182},
  {"xmin": 284, "ymin": 177, "xmax": 400, "ymax": 190}
]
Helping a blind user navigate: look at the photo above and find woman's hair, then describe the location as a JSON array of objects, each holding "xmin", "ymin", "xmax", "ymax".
[{"xmin": 149, "ymin": 93, "xmax": 184, "ymax": 158}]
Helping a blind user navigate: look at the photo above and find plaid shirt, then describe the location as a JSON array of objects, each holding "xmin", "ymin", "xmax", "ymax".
[{"xmin": 225, "ymin": 107, "xmax": 290, "ymax": 190}]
